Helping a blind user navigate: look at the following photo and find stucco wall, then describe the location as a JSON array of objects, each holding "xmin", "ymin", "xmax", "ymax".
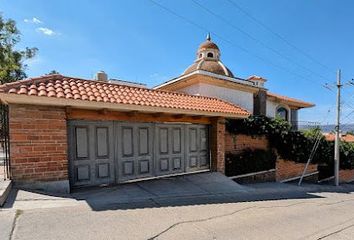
[
  {"xmin": 178, "ymin": 83, "xmax": 254, "ymax": 113},
  {"xmin": 266, "ymin": 100, "xmax": 277, "ymax": 118},
  {"xmin": 266, "ymin": 99, "xmax": 291, "ymax": 120}
]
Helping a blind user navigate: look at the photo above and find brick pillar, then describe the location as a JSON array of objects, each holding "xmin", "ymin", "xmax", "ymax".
[
  {"xmin": 210, "ymin": 117, "xmax": 225, "ymax": 173},
  {"xmin": 9, "ymin": 104, "xmax": 70, "ymax": 193}
]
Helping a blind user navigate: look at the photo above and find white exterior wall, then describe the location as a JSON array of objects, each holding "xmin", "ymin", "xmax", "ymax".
[
  {"xmin": 266, "ymin": 100, "xmax": 278, "ymax": 118},
  {"xmin": 179, "ymin": 83, "xmax": 254, "ymax": 113},
  {"xmin": 266, "ymin": 99, "xmax": 291, "ymax": 120}
]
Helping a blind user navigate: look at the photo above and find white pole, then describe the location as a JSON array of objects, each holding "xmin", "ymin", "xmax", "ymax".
[{"xmin": 334, "ymin": 69, "xmax": 341, "ymax": 186}]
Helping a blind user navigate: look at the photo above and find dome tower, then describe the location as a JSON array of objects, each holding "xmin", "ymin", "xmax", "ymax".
[{"xmin": 183, "ymin": 34, "xmax": 234, "ymax": 77}]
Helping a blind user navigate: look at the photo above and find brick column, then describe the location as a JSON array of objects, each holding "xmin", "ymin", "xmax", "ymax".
[
  {"xmin": 210, "ymin": 117, "xmax": 225, "ymax": 173},
  {"xmin": 9, "ymin": 104, "xmax": 69, "ymax": 192}
]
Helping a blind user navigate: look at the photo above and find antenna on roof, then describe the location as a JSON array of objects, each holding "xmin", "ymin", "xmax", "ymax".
[{"xmin": 206, "ymin": 32, "xmax": 211, "ymax": 41}]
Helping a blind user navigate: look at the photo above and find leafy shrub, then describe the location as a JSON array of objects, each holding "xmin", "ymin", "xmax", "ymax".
[
  {"xmin": 226, "ymin": 115, "xmax": 291, "ymax": 137},
  {"xmin": 226, "ymin": 115, "xmax": 354, "ymax": 170},
  {"xmin": 225, "ymin": 149, "xmax": 277, "ymax": 177}
]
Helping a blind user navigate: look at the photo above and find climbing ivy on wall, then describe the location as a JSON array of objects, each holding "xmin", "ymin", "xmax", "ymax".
[
  {"xmin": 226, "ymin": 115, "xmax": 354, "ymax": 170},
  {"xmin": 225, "ymin": 149, "xmax": 277, "ymax": 177}
]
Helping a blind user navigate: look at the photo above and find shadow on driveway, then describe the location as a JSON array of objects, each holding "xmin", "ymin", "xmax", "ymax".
[{"xmin": 3, "ymin": 172, "xmax": 354, "ymax": 211}]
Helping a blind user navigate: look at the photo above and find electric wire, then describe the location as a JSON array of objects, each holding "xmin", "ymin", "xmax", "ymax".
[
  {"xmin": 226, "ymin": 0, "xmax": 335, "ymax": 75},
  {"xmin": 147, "ymin": 0, "xmax": 334, "ymax": 92},
  {"xmin": 191, "ymin": 0, "xmax": 332, "ymax": 83}
]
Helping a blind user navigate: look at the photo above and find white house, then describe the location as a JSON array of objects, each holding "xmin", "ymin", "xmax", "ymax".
[{"xmin": 154, "ymin": 34, "xmax": 314, "ymax": 128}]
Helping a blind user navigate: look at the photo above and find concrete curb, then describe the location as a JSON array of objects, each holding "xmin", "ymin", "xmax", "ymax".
[{"xmin": 0, "ymin": 180, "xmax": 12, "ymax": 207}]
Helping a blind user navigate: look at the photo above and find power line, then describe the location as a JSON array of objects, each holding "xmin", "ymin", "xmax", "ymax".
[
  {"xmin": 191, "ymin": 0, "xmax": 332, "ymax": 84},
  {"xmin": 226, "ymin": 0, "xmax": 335, "ymax": 75},
  {"xmin": 148, "ymin": 0, "xmax": 335, "ymax": 93}
]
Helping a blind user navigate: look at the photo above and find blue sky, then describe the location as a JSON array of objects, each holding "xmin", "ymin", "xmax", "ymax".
[{"xmin": 1, "ymin": 0, "xmax": 354, "ymax": 124}]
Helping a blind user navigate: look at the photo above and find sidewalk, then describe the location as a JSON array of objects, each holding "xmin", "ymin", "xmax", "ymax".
[{"xmin": 2, "ymin": 180, "xmax": 354, "ymax": 240}]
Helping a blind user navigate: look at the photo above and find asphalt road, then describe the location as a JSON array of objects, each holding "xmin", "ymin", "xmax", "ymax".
[{"xmin": 2, "ymin": 181, "xmax": 354, "ymax": 240}]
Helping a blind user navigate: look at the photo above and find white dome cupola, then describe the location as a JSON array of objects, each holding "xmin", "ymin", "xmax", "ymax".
[{"xmin": 183, "ymin": 34, "xmax": 234, "ymax": 77}]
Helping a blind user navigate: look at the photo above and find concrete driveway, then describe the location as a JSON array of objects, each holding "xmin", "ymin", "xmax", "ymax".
[{"xmin": 2, "ymin": 172, "xmax": 354, "ymax": 240}]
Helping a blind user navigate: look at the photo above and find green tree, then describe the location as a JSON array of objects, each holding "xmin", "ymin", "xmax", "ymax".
[
  {"xmin": 0, "ymin": 14, "xmax": 38, "ymax": 84},
  {"xmin": 46, "ymin": 70, "xmax": 59, "ymax": 75},
  {"xmin": 301, "ymin": 126, "xmax": 323, "ymax": 139}
]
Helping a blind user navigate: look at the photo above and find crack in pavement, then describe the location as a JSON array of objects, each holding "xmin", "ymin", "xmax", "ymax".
[
  {"xmin": 299, "ymin": 216, "xmax": 354, "ymax": 240},
  {"xmin": 319, "ymin": 198, "xmax": 354, "ymax": 206},
  {"xmin": 317, "ymin": 223, "xmax": 354, "ymax": 239},
  {"xmin": 146, "ymin": 206, "xmax": 254, "ymax": 240},
  {"xmin": 147, "ymin": 199, "xmax": 354, "ymax": 240},
  {"xmin": 9, "ymin": 209, "xmax": 23, "ymax": 240}
]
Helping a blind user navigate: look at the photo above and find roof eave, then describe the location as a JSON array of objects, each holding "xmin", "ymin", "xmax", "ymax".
[
  {"xmin": 153, "ymin": 70, "xmax": 258, "ymax": 90},
  {"xmin": 0, "ymin": 93, "xmax": 249, "ymax": 119},
  {"xmin": 267, "ymin": 94, "xmax": 315, "ymax": 109}
]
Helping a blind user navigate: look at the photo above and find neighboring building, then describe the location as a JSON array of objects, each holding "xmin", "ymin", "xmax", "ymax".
[
  {"xmin": 324, "ymin": 133, "xmax": 354, "ymax": 143},
  {"xmin": 154, "ymin": 34, "xmax": 314, "ymax": 128}
]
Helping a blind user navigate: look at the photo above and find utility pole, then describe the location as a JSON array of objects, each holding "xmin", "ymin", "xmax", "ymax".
[{"xmin": 334, "ymin": 69, "xmax": 341, "ymax": 186}]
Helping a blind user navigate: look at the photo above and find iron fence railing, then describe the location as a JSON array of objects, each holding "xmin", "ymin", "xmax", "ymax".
[
  {"xmin": 292, "ymin": 121, "xmax": 321, "ymax": 132},
  {"xmin": 0, "ymin": 104, "xmax": 10, "ymax": 180}
]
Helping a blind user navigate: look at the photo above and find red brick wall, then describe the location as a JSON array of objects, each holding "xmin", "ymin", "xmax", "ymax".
[
  {"xmin": 225, "ymin": 132, "xmax": 318, "ymax": 181},
  {"xmin": 276, "ymin": 159, "xmax": 317, "ymax": 181},
  {"xmin": 225, "ymin": 133, "xmax": 268, "ymax": 154},
  {"xmin": 210, "ymin": 117, "xmax": 226, "ymax": 173},
  {"xmin": 339, "ymin": 169, "xmax": 354, "ymax": 183},
  {"xmin": 9, "ymin": 104, "xmax": 68, "ymax": 182}
]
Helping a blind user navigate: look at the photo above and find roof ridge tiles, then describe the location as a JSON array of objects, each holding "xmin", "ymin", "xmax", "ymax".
[
  {"xmin": 3, "ymin": 74, "xmax": 238, "ymax": 103},
  {"xmin": 0, "ymin": 74, "xmax": 250, "ymax": 116}
]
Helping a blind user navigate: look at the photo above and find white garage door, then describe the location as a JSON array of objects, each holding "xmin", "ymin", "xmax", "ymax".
[{"xmin": 68, "ymin": 121, "xmax": 210, "ymax": 187}]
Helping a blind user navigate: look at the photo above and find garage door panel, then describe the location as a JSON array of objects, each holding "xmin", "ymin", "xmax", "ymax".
[
  {"xmin": 96, "ymin": 163, "xmax": 110, "ymax": 178},
  {"xmin": 159, "ymin": 158, "xmax": 169, "ymax": 172},
  {"xmin": 172, "ymin": 128, "xmax": 182, "ymax": 154},
  {"xmin": 69, "ymin": 121, "xmax": 210, "ymax": 187},
  {"xmin": 76, "ymin": 165, "xmax": 90, "ymax": 182},
  {"xmin": 138, "ymin": 159, "xmax": 150, "ymax": 174},
  {"xmin": 186, "ymin": 125, "xmax": 210, "ymax": 172},
  {"xmin": 69, "ymin": 121, "xmax": 115, "ymax": 187},
  {"xmin": 138, "ymin": 127, "xmax": 150, "ymax": 155},
  {"xmin": 96, "ymin": 127, "xmax": 109, "ymax": 158},
  {"xmin": 200, "ymin": 128, "xmax": 208, "ymax": 151},
  {"xmin": 172, "ymin": 157, "xmax": 182, "ymax": 170},
  {"xmin": 155, "ymin": 124, "xmax": 185, "ymax": 176},
  {"xmin": 189, "ymin": 156, "xmax": 198, "ymax": 168},
  {"xmin": 75, "ymin": 127, "xmax": 89, "ymax": 159},
  {"xmin": 189, "ymin": 128, "xmax": 198, "ymax": 152},
  {"xmin": 122, "ymin": 160, "xmax": 134, "ymax": 176},
  {"xmin": 158, "ymin": 127, "xmax": 169, "ymax": 154},
  {"xmin": 122, "ymin": 127, "xmax": 134, "ymax": 157},
  {"xmin": 116, "ymin": 123, "xmax": 154, "ymax": 182}
]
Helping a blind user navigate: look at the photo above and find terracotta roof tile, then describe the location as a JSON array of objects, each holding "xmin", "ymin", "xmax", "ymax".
[
  {"xmin": 324, "ymin": 133, "xmax": 354, "ymax": 143},
  {"xmin": 0, "ymin": 74, "xmax": 250, "ymax": 117}
]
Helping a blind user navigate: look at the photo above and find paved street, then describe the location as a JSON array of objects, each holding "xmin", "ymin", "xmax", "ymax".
[{"xmin": 2, "ymin": 174, "xmax": 354, "ymax": 240}]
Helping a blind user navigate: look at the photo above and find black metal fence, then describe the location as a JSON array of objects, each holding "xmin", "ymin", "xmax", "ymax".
[{"xmin": 0, "ymin": 104, "xmax": 10, "ymax": 180}]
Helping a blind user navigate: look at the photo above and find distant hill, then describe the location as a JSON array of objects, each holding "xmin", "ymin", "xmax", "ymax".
[{"xmin": 299, "ymin": 124, "xmax": 354, "ymax": 133}]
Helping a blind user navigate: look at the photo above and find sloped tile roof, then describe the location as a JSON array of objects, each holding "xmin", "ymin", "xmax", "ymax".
[
  {"xmin": 267, "ymin": 92, "xmax": 314, "ymax": 108},
  {"xmin": 0, "ymin": 74, "xmax": 250, "ymax": 117},
  {"xmin": 324, "ymin": 133, "xmax": 354, "ymax": 143}
]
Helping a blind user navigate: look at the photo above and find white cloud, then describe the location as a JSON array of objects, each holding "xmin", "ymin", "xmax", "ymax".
[
  {"xmin": 24, "ymin": 17, "xmax": 42, "ymax": 24},
  {"xmin": 36, "ymin": 27, "xmax": 57, "ymax": 36}
]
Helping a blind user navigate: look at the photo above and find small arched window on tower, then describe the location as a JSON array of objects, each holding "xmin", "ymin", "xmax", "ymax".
[
  {"xmin": 199, "ymin": 53, "xmax": 203, "ymax": 58},
  {"xmin": 276, "ymin": 106, "xmax": 289, "ymax": 121},
  {"xmin": 207, "ymin": 52, "xmax": 214, "ymax": 58}
]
